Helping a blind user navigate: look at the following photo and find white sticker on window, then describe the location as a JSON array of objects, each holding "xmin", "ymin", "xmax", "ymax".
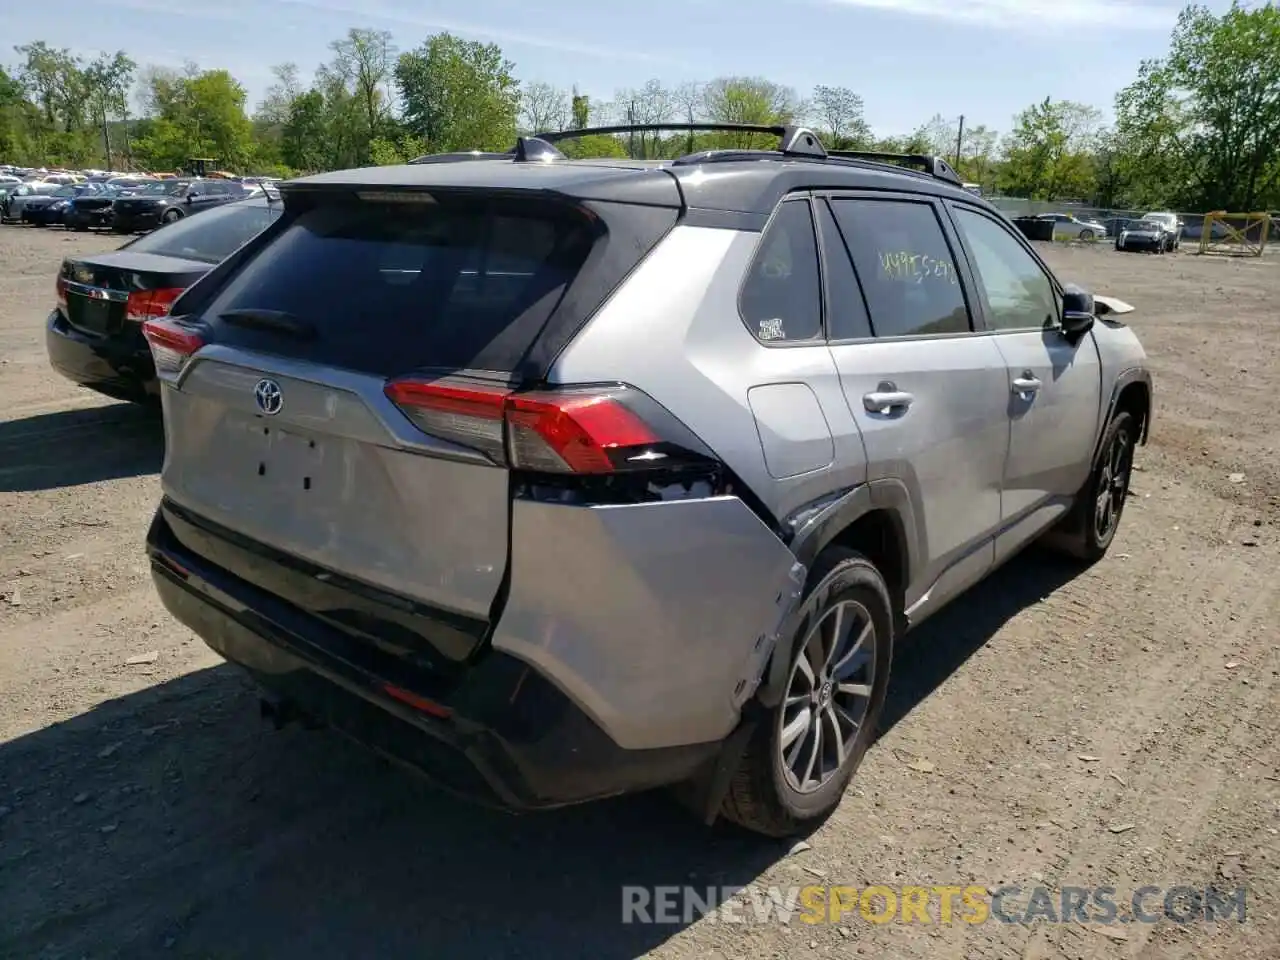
[{"xmin": 758, "ymin": 318, "xmax": 785, "ymax": 341}]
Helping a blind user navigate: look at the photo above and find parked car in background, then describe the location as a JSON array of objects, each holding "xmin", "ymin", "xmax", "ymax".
[
  {"xmin": 65, "ymin": 182, "xmax": 134, "ymax": 231},
  {"xmin": 1036, "ymin": 212, "xmax": 1107, "ymax": 240},
  {"xmin": 111, "ymin": 177, "xmax": 259, "ymax": 233},
  {"xmin": 139, "ymin": 130, "xmax": 1152, "ymax": 837},
  {"xmin": 1, "ymin": 181, "xmax": 62, "ymax": 221},
  {"xmin": 1141, "ymin": 211, "xmax": 1183, "ymax": 250},
  {"xmin": 47, "ymin": 194, "xmax": 284, "ymax": 402},
  {"xmin": 22, "ymin": 182, "xmax": 105, "ymax": 226},
  {"xmin": 1115, "ymin": 218, "xmax": 1174, "ymax": 253}
]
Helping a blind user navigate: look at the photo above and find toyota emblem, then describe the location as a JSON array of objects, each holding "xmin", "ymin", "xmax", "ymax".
[{"xmin": 254, "ymin": 378, "xmax": 283, "ymax": 416}]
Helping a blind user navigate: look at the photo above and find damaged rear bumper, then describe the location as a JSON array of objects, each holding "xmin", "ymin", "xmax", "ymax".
[{"xmin": 147, "ymin": 493, "xmax": 804, "ymax": 810}]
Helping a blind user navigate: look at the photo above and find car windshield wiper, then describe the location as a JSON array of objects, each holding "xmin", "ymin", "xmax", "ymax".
[{"xmin": 217, "ymin": 308, "xmax": 316, "ymax": 339}]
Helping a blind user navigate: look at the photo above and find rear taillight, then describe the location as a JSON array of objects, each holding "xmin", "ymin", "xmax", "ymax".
[
  {"xmin": 126, "ymin": 286, "xmax": 184, "ymax": 323},
  {"xmin": 142, "ymin": 316, "xmax": 205, "ymax": 379},
  {"xmin": 55, "ymin": 273, "xmax": 67, "ymax": 308},
  {"xmin": 385, "ymin": 378, "xmax": 708, "ymax": 475}
]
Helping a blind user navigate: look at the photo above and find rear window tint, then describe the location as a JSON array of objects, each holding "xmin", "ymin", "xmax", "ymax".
[
  {"xmin": 125, "ymin": 202, "xmax": 281, "ymax": 264},
  {"xmin": 202, "ymin": 197, "xmax": 597, "ymax": 376}
]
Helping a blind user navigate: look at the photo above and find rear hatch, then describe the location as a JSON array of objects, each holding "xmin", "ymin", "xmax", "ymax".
[
  {"xmin": 146, "ymin": 180, "xmax": 680, "ymax": 670},
  {"xmin": 57, "ymin": 250, "xmax": 209, "ymax": 338}
]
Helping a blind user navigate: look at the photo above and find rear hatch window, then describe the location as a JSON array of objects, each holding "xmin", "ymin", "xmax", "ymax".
[{"xmin": 200, "ymin": 194, "xmax": 599, "ymax": 377}]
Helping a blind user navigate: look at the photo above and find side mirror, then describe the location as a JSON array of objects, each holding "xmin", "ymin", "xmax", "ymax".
[{"xmin": 1060, "ymin": 287, "xmax": 1095, "ymax": 339}]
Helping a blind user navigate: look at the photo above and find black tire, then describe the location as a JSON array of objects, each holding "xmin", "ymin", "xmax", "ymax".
[
  {"xmin": 720, "ymin": 547, "xmax": 893, "ymax": 837},
  {"xmin": 161, "ymin": 208, "xmax": 182, "ymax": 224},
  {"xmin": 1045, "ymin": 410, "xmax": 1138, "ymax": 563},
  {"xmin": 1080, "ymin": 229, "xmax": 1095, "ymax": 241}
]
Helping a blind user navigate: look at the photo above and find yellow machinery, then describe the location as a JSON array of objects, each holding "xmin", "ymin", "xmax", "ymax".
[{"xmin": 1198, "ymin": 211, "xmax": 1271, "ymax": 257}]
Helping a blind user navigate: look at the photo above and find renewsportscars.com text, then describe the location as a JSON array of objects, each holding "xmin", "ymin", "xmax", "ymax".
[{"xmin": 621, "ymin": 884, "xmax": 1248, "ymax": 926}]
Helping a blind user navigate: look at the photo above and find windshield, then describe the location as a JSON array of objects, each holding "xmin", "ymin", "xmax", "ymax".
[
  {"xmin": 122, "ymin": 201, "xmax": 280, "ymax": 264},
  {"xmin": 52, "ymin": 186, "xmax": 78, "ymax": 198}
]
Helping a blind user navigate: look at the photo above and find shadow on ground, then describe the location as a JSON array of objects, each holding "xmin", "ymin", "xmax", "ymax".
[
  {"xmin": 0, "ymin": 402, "xmax": 162, "ymax": 492},
  {"xmin": 0, "ymin": 551, "xmax": 1079, "ymax": 959}
]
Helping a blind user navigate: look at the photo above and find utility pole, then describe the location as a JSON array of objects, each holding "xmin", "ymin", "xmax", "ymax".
[{"xmin": 954, "ymin": 115, "xmax": 965, "ymax": 169}]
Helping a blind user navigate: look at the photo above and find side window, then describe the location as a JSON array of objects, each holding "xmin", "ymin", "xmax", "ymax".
[
  {"xmin": 829, "ymin": 198, "xmax": 972, "ymax": 338},
  {"xmin": 739, "ymin": 199, "xmax": 823, "ymax": 343},
  {"xmin": 816, "ymin": 199, "xmax": 872, "ymax": 340},
  {"xmin": 951, "ymin": 207, "xmax": 1059, "ymax": 331}
]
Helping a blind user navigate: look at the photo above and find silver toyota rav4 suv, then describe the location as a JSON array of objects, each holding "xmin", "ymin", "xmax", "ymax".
[{"xmin": 143, "ymin": 125, "xmax": 1152, "ymax": 837}]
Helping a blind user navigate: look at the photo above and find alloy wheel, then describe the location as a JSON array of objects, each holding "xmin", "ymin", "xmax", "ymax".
[
  {"xmin": 778, "ymin": 600, "xmax": 876, "ymax": 794},
  {"xmin": 1095, "ymin": 427, "xmax": 1133, "ymax": 541}
]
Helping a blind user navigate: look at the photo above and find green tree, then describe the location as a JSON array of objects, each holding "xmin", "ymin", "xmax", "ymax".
[
  {"xmin": 570, "ymin": 87, "xmax": 590, "ymax": 129},
  {"xmin": 1114, "ymin": 1, "xmax": 1280, "ymax": 211},
  {"xmin": 324, "ymin": 29, "xmax": 396, "ymax": 164},
  {"xmin": 83, "ymin": 51, "xmax": 136, "ymax": 167},
  {"xmin": 132, "ymin": 68, "xmax": 254, "ymax": 171},
  {"xmin": 811, "ymin": 85, "xmax": 870, "ymax": 149},
  {"xmin": 701, "ymin": 76, "xmax": 800, "ymax": 148},
  {"xmin": 395, "ymin": 32, "xmax": 519, "ymax": 152},
  {"xmin": 280, "ymin": 89, "xmax": 327, "ymax": 172},
  {"xmin": 1000, "ymin": 98, "xmax": 1101, "ymax": 200}
]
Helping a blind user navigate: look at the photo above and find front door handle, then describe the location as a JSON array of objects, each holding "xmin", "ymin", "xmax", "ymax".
[
  {"xmin": 1012, "ymin": 374, "xmax": 1042, "ymax": 395},
  {"xmin": 863, "ymin": 390, "xmax": 915, "ymax": 413}
]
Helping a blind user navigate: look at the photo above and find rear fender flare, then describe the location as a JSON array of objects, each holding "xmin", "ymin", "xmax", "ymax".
[{"xmin": 757, "ymin": 480, "xmax": 920, "ymax": 708}]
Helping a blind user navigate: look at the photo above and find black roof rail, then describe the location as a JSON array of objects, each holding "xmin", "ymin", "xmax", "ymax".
[
  {"xmin": 827, "ymin": 151, "xmax": 964, "ymax": 187},
  {"xmin": 533, "ymin": 122, "xmax": 827, "ymax": 160}
]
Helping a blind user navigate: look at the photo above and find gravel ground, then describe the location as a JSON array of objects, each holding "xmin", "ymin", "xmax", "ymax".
[{"xmin": 1, "ymin": 226, "xmax": 1278, "ymax": 960}]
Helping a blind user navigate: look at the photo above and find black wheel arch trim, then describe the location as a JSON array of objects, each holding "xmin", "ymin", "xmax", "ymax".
[
  {"xmin": 1091, "ymin": 366, "xmax": 1153, "ymax": 473},
  {"xmin": 759, "ymin": 479, "xmax": 920, "ymax": 708}
]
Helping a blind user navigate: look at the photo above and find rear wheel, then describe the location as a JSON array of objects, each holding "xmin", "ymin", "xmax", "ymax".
[
  {"xmin": 162, "ymin": 208, "xmax": 182, "ymax": 224},
  {"xmin": 720, "ymin": 547, "xmax": 893, "ymax": 837}
]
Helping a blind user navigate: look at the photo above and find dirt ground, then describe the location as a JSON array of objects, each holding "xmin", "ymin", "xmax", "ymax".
[{"xmin": 1, "ymin": 225, "xmax": 1277, "ymax": 960}]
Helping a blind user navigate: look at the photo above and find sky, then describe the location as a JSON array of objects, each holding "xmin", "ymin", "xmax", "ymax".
[{"xmin": 0, "ymin": 0, "xmax": 1239, "ymax": 137}]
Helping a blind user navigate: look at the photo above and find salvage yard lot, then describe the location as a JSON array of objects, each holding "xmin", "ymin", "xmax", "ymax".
[{"xmin": 1, "ymin": 225, "xmax": 1278, "ymax": 959}]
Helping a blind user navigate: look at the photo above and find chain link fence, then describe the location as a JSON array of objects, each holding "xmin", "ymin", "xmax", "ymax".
[{"xmin": 985, "ymin": 196, "xmax": 1280, "ymax": 243}]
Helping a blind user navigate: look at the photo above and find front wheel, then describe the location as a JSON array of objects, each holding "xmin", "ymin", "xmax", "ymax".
[
  {"xmin": 720, "ymin": 548, "xmax": 893, "ymax": 837},
  {"xmin": 1080, "ymin": 229, "xmax": 1095, "ymax": 241},
  {"xmin": 1045, "ymin": 411, "xmax": 1137, "ymax": 563},
  {"xmin": 161, "ymin": 208, "xmax": 183, "ymax": 224}
]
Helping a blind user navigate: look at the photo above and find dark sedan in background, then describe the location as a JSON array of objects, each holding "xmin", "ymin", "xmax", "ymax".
[
  {"xmin": 22, "ymin": 183, "xmax": 107, "ymax": 226},
  {"xmin": 1115, "ymin": 218, "xmax": 1175, "ymax": 253},
  {"xmin": 46, "ymin": 195, "xmax": 283, "ymax": 403},
  {"xmin": 65, "ymin": 183, "xmax": 128, "ymax": 231},
  {"xmin": 111, "ymin": 178, "xmax": 259, "ymax": 233},
  {"xmin": 65, "ymin": 180, "xmax": 152, "ymax": 231}
]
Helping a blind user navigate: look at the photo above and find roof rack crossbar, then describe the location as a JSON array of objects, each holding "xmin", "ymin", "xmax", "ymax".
[{"xmin": 827, "ymin": 151, "xmax": 964, "ymax": 187}]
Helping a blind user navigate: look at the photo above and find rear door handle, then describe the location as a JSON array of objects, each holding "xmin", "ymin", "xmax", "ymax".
[
  {"xmin": 863, "ymin": 390, "xmax": 915, "ymax": 413},
  {"xmin": 1012, "ymin": 374, "xmax": 1042, "ymax": 395}
]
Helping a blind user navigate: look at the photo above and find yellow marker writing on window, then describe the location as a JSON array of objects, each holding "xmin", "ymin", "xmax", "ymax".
[{"xmin": 878, "ymin": 251, "xmax": 958, "ymax": 285}]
